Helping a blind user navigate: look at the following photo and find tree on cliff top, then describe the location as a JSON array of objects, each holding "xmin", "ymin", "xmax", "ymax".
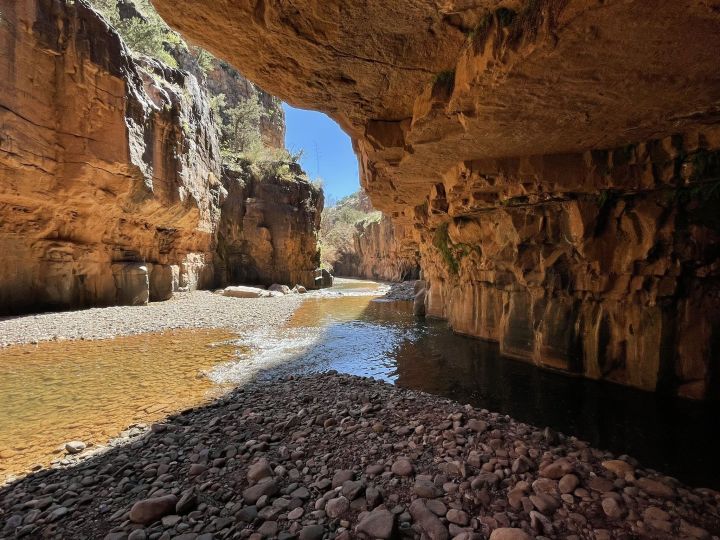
[
  {"xmin": 87, "ymin": 0, "xmax": 299, "ymax": 172},
  {"xmin": 88, "ymin": 0, "xmax": 181, "ymax": 67}
]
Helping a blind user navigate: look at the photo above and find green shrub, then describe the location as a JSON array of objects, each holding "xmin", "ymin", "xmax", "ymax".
[{"xmin": 433, "ymin": 223, "xmax": 459, "ymax": 275}]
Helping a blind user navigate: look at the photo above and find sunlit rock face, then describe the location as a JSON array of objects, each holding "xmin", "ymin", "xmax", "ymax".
[
  {"xmin": 0, "ymin": 0, "xmax": 223, "ymax": 313},
  {"xmin": 151, "ymin": 0, "xmax": 720, "ymax": 395},
  {"xmin": 335, "ymin": 216, "xmax": 420, "ymax": 283},
  {"xmin": 216, "ymin": 164, "xmax": 323, "ymax": 290},
  {"xmin": 0, "ymin": 0, "xmax": 323, "ymax": 314}
]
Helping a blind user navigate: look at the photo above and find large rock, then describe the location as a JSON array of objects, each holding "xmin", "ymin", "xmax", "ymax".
[
  {"xmin": 409, "ymin": 499, "xmax": 449, "ymax": 540},
  {"xmin": 129, "ymin": 495, "xmax": 178, "ymax": 525},
  {"xmin": 215, "ymin": 164, "xmax": 323, "ymax": 290},
  {"xmin": 112, "ymin": 263, "xmax": 150, "ymax": 306},
  {"xmin": 489, "ymin": 529, "xmax": 532, "ymax": 540},
  {"xmin": 0, "ymin": 0, "xmax": 222, "ymax": 314},
  {"xmin": 223, "ymin": 286, "xmax": 269, "ymax": 299},
  {"xmin": 356, "ymin": 508, "xmax": 395, "ymax": 539}
]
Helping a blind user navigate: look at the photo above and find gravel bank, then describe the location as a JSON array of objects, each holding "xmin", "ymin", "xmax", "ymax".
[
  {"xmin": 381, "ymin": 281, "xmax": 418, "ymax": 302},
  {"xmin": 0, "ymin": 292, "xmax": 304, "ymax": 348},
  {"xmin": 2, "ymin": 373, "xmax": 718, "ymax": 539}
]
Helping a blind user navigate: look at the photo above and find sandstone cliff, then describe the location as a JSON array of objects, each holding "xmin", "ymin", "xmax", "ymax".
[
  {"xmin": 335, "ymin": 216, "xmax": 420, "ymax": 283},
  {"xmin": 216, "ymin": 163, "xmax": 322, "ymax": 290},
  {"xmin": 0, "ymin": 0, "xmax": 320, "ymax": 314},
  {"xmin": 171, "ymin": 48, "xmax": 285, "ymax": 150},
  {"xmin": 151, "ymin": 0, "xmax": 720, "ymax": 397},
  {"xmin": 0, "ymin": 0, "xmax": 223, "ymax": 314}
]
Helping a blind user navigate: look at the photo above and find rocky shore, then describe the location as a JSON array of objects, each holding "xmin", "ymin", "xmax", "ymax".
[
  {"xmin": 0, "ymin": 292, "xmax": 303, "ymax": 348},
  {"xmin": 2, "ymin": 373, "xmax": 718, "ymax": 540},
  {"xmin": 381, "ymin": 282, "xmax": 419, "ymax": 302}
]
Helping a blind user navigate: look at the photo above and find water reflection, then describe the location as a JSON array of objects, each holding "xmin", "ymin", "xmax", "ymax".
[{"xmin": 246, "ymin": 287, "xmax": 720, "ymax": 489}]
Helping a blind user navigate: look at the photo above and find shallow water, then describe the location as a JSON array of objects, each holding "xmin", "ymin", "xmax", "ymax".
[
  {"xmin": 0, "ymin": 329, "xmax": 237, "ymax": 481},
  {"xmin": 215, "ymin": 279, "xmax": 720, "ymax": 489},
  {"xmin": 2, "ymin": 279, "xmax": 720, "ymax": 489}
]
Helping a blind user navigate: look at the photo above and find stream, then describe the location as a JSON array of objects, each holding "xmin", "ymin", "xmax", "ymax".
[{"xmin": 1, "ymin": 278, "xmax": 719, "ymax": 489}]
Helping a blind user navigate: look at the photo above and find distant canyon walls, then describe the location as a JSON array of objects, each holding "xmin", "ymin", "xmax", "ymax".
[
  {"xmin": 150, "ymin": 0, "xmax": 720, "ymax": 397},
  {"xmin": 0, "ymin": 0, "xmax": 320, "ymax": 314},
  {"xmin": 335, "ymin": 215, "xmax": 420, "ymax": 283}
]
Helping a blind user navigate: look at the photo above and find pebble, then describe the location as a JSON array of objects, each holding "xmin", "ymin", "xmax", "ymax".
[
  {"xmin": 326, "ymin": 496, "xmax": 350, "ymax": 518},
  {"xmin": 1, "ymin": 373, "xmax": 717, "ymax": 540},
  {"xmin": 129, "ymin": 495, "xmax": 178, "ymax": 525},
  {"xmin": 489, "ymin": 529, "xmax": 532, "ymax": 540},
  {"xmin": 356, "ymin": 507, "xmax": 395, "ymax": 538},
  {"xmin": 391, "ymin": 458, "xmax": 414, "ymax": 476},
  {"xmin": 64, "ymin": 441, "xmax": 86, "ymax": 455}
]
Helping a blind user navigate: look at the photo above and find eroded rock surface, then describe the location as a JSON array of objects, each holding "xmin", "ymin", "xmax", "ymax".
[
  {"xmin": 0, "ymin": 0, "xmax": 322, "ymax": 314},
  {"xmin": 151, "ymin": 0, "xmax": 720, "ymax": 396},
  {"xmin": 0, "ymin": 0, "xmax": 223, "ymax": 313},
  {"xmin": 216, "ymin": 163, "xmax": 323, "ymax": 290},
  {"xmin": 335, "ymin": 216, "xmax": 420, "ymax": 282}
]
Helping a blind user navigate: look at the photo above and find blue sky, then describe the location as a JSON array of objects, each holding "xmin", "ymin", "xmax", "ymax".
[{"xmin": 283, "ymin": 103, "xmax": 360, "ymax": 202}]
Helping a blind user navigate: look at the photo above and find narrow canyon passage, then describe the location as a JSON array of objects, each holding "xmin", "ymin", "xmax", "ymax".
[{"xmin": 2, "ymin": 0, "xmax": 720, "ymax": 539}]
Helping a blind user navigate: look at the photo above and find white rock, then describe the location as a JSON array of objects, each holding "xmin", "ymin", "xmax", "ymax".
[
  {"xmin": 223, "ymin": 286, "xmax": 269, "ymax": 299},
  {"xmin": 65, "ymin": 441, "xmax": 86, "ymax": 454}
]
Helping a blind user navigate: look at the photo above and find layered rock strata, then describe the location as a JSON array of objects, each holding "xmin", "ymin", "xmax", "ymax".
[
  {"xmin": 0, "ymin": 0, "xmax": 321, "ymax": 314},
  {"xmin": 216, "ymin": 163, "xmax": 323, "ymax": 290},
  {"xmin": 151, "ymin": 0, "xmax": 720, "ymax": 397},
  {"xmin": 335, "ymin": 216, "xmax": 420, "ymax": 282},
  {"xmin": 0, "ymin": 0, "xmax": 222, "ymax": 313}
]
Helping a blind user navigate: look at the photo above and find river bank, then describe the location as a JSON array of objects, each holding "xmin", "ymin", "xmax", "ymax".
[
  {"xmin": 1, "ymin": 372, "xmax": 718, "ymax": 539},
  {"xmin": 0, "ymin": 291, "xmax": 304, "ymax": 349}
]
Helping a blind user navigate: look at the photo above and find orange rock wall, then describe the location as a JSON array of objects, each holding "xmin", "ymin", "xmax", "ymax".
[
  {"xmin": 0, "ymin": 0, "xmax": 226, "ymax": 313},
  {"xmin": 216, "ymin": 165, "xmax": 323, "ymax": 290},
  {"xmin": 0, "ymin": 0, "xmax": 320, "ymax": 314},
  {"xmin": 335, "ymin": 216, "xmax": 420, "ymax": 283}
]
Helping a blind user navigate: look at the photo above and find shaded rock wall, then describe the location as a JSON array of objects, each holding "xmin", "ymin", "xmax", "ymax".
[
  {"xmin": 150, "ymin": 0, "xmax": 720, "ymax": 397},
  {"xmin": 419, "ymin": 134, "xmax": 720, "ymax": 399},
  {"xmin": 216, "ymin": 164, "xmax": 322, "ymax": 290},
  {"xmin": 335, "ymin": 216, "xmax": 420, "ymax": 282}
]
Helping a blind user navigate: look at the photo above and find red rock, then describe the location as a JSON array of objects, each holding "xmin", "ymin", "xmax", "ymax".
[{"xmin": 129, "ymin": 495, "xmax": 178, "ymax": 525}]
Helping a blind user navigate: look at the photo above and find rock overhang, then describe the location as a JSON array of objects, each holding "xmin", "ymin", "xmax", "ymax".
[{"xmin": 150, "ymin": 0, "xmax": 720, "ymax": 210}]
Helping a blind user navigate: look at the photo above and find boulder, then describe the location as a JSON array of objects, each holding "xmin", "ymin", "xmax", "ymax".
[
  {"xmin": 112, "ymin": 263, "xmax": 149, "ymax": 306},
  {"xmin": 268, "ymin": 284, "xmax": 292, "ymax": 295},
  {"xmin": 223, "ymin": 286, "xmax": 269, "ymax": 299},
  {"xmin": 129, "ymin": 495, "xmax": 178, "ymax": 525}
]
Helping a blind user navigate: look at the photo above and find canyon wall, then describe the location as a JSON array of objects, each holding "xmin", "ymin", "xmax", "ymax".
[
  {"xmin": 0, "ymin": 0, "xmax": 223, "ymax": 314},
  {"xmin": 216, "ymin": 163, "xmax": 323, "ymax": 290},
  {"xmin": 151, "ymin": 0, "xmax": 720, "ymax": 397},
  {"xmin": 335, "ymin": 216, "xmax": 420, "ymax": 282},
  {"xmin": 419, "ymin": 137, "xmax": 720, "ymax": 400},
  {"xmin": 171, "ymin": 48, "xmax": 286, "ymax": 150},
  {"xmin": 0, "ymin": 0, "xmax": 320, "ymax": 314}
]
